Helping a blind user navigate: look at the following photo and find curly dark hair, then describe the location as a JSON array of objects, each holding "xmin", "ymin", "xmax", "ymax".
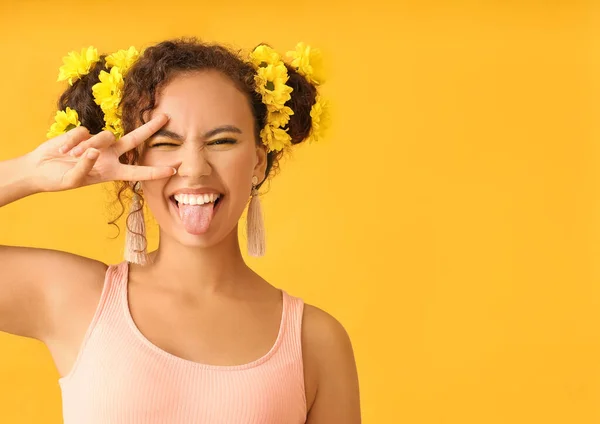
[{"xmin": 55, "ymin": 37, "xmax": 319, "ymax": 248}]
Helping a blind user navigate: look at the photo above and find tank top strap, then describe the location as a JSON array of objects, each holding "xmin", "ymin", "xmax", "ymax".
[
  {"xmin": 58, "ymin": 260, "xmax": 129, "ymax": 385},
  {"xmin": 84, "ymin": 260, "xmax": 129, "ymax": 329},
  {"xmin": 277, "ymin": 290, "xmax": 305, "ymax": 363}
]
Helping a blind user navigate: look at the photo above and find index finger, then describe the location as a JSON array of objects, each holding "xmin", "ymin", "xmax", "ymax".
[{"xmin": 113, "ymin": 114, "xmax": 170, "ymax": 156}]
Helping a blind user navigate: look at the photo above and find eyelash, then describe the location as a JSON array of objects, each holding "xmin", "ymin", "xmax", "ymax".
[
  {"xmin": 150, "ymin": 138, "xmax": 237, "ymax": 147},
  {"xmin": 150, "ymin": 143, "xmax": 176, "ymax": 147},
  {"xmin": 209, "ymin": 138, "xmax": 237, "ymax": 146}
]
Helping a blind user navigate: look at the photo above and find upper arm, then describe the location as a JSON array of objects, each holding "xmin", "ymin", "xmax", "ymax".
[
  {"xmin": 0, "ymin": 245, "xmax": 107, "ymax": 342},
  {"xmin": 302, "ymin": 304, "xmax": 361, "ymax": 424}
]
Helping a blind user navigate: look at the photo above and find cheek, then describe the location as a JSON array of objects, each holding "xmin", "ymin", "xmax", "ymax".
[
  {"xmin": 140, "ymin": 181, "xmax": 168, "ymax": 215},
  {"xmin": 137, "ymin": 153, "xmax": 168, "ymax": 205},
  {"xmin": 212, "ymin": 149, "xmax": 256, "ymax": 210}
]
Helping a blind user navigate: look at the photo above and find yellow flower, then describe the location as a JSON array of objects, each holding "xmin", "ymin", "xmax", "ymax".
[
  {"xmin": 248, "ymin": 45, "xmax": 296, "ymax": 151},
  {"xmin": 92, "ymin": 67, "xmax": 124, "ymax": 113},
  {"xmin": 249, "ymin": 45, "xmax": 281, "ymax": 68},
  {"xmin": 105, "ymin": 120, "xmax": 124, "ymax": 139},
  {"xmin": 308, "ymin": 95, "xmax": 330, "ymax": 143},
  {"xmin": 260, "ymin": 124, "xmax": 292, "ymax": 152},
  {"xmin": 46, "ymin": 107, "xmax": 81, "ymax": 138},
  {"xmin": 102, "ymin": 108, "xmax": 124, "ymax": 138},
  {"xmin": 255, "ymin": 63, "xmax": 293, "ymax": 109},
  {"xmin": 106, "ymin": 46, "xmax": 140, "ymax": 75},
  {"xmin": 57, "ymin": 46, "xmax": 100, "ymax": 86},
  {"xmin": 286, "ymin": 42, "xmax": 325, "ymax": 85},
  {"xmin": 267, "ymin": 106, "xmax": 294, "ymax": 128},
  {"xmin": 92, "ymin": 67, "xmax": 126, "ymax": 138}
]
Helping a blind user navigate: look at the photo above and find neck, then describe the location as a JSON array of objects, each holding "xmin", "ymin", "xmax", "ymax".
[{"xmin": 146, "ymin": 225, "xmax": 250, "ymax": 294}]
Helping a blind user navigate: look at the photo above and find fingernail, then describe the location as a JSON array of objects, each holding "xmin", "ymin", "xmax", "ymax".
[
  {"xmin": 71, "ymin": 146, "xmax": 83, "ymax": 156},
  {"xmin": 87, "ymin": 148, "xmax": 99, "ymax": 159},
  {"xmin": 59, "ymin": 145, "xmax": 67, "ymax": 154},
  {"xmin": 172, "ymin": 168, "xmax": 177, "ymax": 175}
]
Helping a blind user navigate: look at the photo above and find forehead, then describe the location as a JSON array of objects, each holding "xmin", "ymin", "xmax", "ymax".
[{"xmin": 152, "ymin": 70, "xmax": 254, "ymax": 131}]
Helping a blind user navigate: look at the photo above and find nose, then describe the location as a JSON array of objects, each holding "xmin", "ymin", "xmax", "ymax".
[{"xmin": 176, "ymin": 144, "xmax": 213, "ymax": 179}]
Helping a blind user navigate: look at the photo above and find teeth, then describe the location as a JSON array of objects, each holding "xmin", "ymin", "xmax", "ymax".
[{"xmin": 174, "ymin": 193, "xmax": 220, "ymax": 206}]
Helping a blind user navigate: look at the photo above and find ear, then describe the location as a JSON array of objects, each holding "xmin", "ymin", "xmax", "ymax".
[{"xmin": 254, "ymin": 144, "xmax": 268, "ymax": 183}]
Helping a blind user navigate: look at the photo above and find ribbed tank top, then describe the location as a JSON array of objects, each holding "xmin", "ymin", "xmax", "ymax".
[{"xmin": 58, "ymin": 261, "xmax": 307, "ymax": 423}]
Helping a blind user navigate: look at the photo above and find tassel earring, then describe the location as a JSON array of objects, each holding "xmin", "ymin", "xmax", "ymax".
[
  {"xmin": 247, "ymin": 175, "xmax": 266, "ymax": 257},
  {"xmin": 124, "ymin": 181, "xmax": 150, "ymax": 265}
]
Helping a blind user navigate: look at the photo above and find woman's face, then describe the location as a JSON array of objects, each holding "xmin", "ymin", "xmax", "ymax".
[{"xmin": 137, "ymin": 70, "xmax": 267, "ymax": 248}]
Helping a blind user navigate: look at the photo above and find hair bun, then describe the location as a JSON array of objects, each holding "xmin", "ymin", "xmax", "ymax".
[
  {"xmin": 57, "ymin": 58, "xmax": 107, "ymax": 135},
  {"xmin": 284, "ymin": 64, "xmax": 318, "ymax": 145}
]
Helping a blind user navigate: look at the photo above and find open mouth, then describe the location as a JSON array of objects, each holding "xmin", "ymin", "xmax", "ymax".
[
  {"xmin": 169, "ymin": 193, "xmax": 223, "ymax": 212},
  {"xmin": 169, "ymin": 193, "xmax": 223, "ymax": 235}
]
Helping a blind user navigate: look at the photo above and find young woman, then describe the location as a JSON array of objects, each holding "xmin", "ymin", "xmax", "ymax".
[{"xmin": 0, "ymin": 39, "xmax": 361, "ymax": 423}]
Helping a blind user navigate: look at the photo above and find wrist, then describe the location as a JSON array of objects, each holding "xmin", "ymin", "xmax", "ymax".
[{"xmin": 16, "ymin": 152, "xmax": 45, "ymax": 195}]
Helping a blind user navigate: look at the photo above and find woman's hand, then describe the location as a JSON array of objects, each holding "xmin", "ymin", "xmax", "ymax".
[{"xmin": 27, "ymin": 114, "xmax": 175, "ymax": 193}]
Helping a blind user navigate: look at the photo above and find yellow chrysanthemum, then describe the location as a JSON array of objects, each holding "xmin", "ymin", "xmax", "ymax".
[
  {"xmin": 255, "ymin": 63, "xmax": 293, "ymax": 109},
  {"xmin": 57, "ymin": 46, "xmax": 100, "ymax": 86},
  {"xmin": 102, "ymin": 108, "xmax": 124, "ymax": 138},
  {"xmin": 249, "ymin": 45, "xmax": 281, "ymax": 68},
  {"xmin": 47, "ymin": 107, "xmax": 81, "ymax": 138},
  {"xmin": 308, "ymin": 95, "xmax": 330, "ymax": 143},
  {"xmin": 106, "ymin": 46, "xmax": 140, "ymax": 75},
  {"xmin": 92, "ymin": 67, "xmax": 124, "ymax": 113},
  {"xmin": 260, "ymin": 125, "xmax": 292, "ymax": 152},
  {"xmin": 92, "ymin": 67, "xmax": 126, "ymax": 138},
  {"xmin": 267, "ymin": 106, "xmax": 294, "ymax": 128},
  {"xmin": 286, "ymin": 42, "xmax": 325, "ymax": 85},
  {"xmin": 105, "ymin": 120, "xmax": 124, "ymax": 139},
  {"xmin": 248, "ymin": 44, "xmax": 295, "ymax": 152}
]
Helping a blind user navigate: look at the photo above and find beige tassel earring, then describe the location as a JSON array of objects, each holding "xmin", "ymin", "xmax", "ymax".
[
  {"xmin": 124, "ymin": 181, "xmax": 150, "ymax": 265},
  {"xmin": 246, "ymin": 175, "xmax": 266, "ymax": 257}
]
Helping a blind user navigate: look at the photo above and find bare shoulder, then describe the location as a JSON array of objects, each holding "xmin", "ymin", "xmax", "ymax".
[
  {"xmin": 302, "ymin": 304, "xmax": 354, "ymax": 354},
  {"xmin": 0, "ymin": 245, "xmax": 108, "ymax": 342},
  {"xmin": 302, "ymin": 303, "xmax": 361, "ymax": 423},
  {"xmin": 18, "ymin": 247, "xmax": 108, "ymax": 309},
  {"xmin": 40, "ymin": 250, "xmax": 108, "ymax": 342}
]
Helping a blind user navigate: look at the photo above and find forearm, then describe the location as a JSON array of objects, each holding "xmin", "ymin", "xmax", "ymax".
[{"xmin": 0, "ymin": 154, "xmax": 40, "ymax": 207}]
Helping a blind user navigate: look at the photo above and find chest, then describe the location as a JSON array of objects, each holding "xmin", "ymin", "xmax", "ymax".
[
  {"xmin": 60, "ymin": 342, "xmax": 308, "ymax": 424},
  {"xmin": 127, "ymin": 283, "xmax": 284, "ymax": 367}
]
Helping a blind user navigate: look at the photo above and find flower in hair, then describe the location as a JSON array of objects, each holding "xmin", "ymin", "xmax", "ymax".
[
  {"xmin": 92, "ymin": 66, "xmax": 125, "ymax": 138},
  {"xmin": 57, "ymin": 46, "xmax": 100, "ymax": 86},
  {"xmin": 286, "ymin": 42, "xmax": 325, "ymax": 85},
  {"xmin": 255, "ymin": 62, "xmax": 293, "ymax": 110},
  {"xmin": 91, "ymin": 46, "xmax": 140, "ymax": 139},
  {"xmin": 249, "ymin": 45, "xmax": 282, "ymax": 68},
  {"xmin": 46, "ymin": 107, "xmax": 81, "ymax": 138},
  {"xmin": 102, "ymin": 108, "xmax": 124, "ymax": 139},
  {"xmin": 267, "ymin": 106, "xmax": 294, "ymax": 128},
  {"xmin": 106, "ymin": 46, "xmax": 140, "ymax": 75},
  {"xmin": 249, "ymin": 44, "xmax": 294, "ymax": 152},
  {"xmin": 308, "ymin": 95, "xmax": 330, "ymax": 143},
  {"xmin": 92, "ymin": 67, "xmax": 123, "ymax": 113},
  {"xmin": 260, "ymin": 125, "xmax": 292, "ymax": 153}
]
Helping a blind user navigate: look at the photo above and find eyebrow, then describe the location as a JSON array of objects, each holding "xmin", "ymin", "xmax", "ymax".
[{"xmin": 151, "ymin": 125, "xmax": 243, "ymax": 141}]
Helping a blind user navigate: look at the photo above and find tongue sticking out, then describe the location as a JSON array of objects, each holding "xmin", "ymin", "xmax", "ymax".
[{"xmin": 178, "ymin": 203, "xmax": 215, "ymax": 235}]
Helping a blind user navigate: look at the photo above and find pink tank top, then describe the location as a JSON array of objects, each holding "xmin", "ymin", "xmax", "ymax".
[{"xmin": 58, "ymin": 261, "xmax": 307, "ymax": 423}]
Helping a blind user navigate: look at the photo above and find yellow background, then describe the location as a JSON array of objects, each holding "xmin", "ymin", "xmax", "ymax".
[{"xmin": 0, "ymin": 0, "xmax": 599, "ymax": 422}]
